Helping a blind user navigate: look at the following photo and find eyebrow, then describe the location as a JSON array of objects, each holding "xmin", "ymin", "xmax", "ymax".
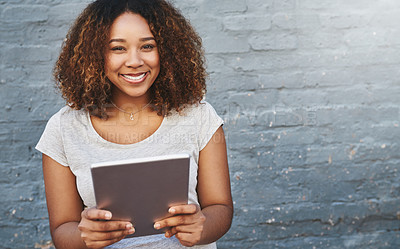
[{"xmin": 108, "ymin": 37, "xmax": 156, "ymax": 43}]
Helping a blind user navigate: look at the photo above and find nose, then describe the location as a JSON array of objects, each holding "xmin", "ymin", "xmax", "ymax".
[{"xmin": 125, "ymin": 50, "xmax": 144, "ymax": 68}]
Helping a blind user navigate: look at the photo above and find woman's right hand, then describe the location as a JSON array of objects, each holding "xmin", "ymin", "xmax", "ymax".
[{"xmin": 78, "ymin": 207, "xmax": 135, "ymax": 249}]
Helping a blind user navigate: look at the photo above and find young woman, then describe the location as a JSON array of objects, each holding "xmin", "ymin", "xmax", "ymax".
[{"xmin": 36, "ymin": 0, "xmax": 233, "ymax": 248}]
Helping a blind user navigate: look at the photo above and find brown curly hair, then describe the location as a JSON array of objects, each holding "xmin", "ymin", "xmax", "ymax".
[{"xmin": 54, "ymin": 0, "xmax": 206, "ymax": 118}]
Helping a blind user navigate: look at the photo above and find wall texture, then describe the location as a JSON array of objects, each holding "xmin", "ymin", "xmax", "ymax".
[{"xmin": 1, "ymin": 0, "xmax": 400, "ymax": 248}]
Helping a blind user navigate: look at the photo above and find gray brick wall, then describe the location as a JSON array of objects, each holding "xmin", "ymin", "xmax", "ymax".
[{"xmin": 1, "ymin": 0, "xmax": 399, "ymax": 248}]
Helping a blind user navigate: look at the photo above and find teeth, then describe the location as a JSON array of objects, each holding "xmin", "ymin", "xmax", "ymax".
[{"xmin": 123, "ymin": 73, "xmax": 146, "ymax": 81}]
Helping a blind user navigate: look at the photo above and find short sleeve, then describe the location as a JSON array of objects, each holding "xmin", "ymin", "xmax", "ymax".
[
  {"xmin": 197, "ymin": 102, "xmax": 224, "ymax": 150},
  {"xmin": 35, "ymin": 108, "xmax": 69, "ymax": 166}
]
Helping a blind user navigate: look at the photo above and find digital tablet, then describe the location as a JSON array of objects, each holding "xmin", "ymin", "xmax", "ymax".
[{"xmin": 90, "ymin": 153, "xmax": 190, "ymax": 238}]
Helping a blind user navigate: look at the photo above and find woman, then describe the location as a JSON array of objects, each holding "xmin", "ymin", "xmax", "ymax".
[{"xmin": 36, "ymin": 0, "xmax": 233, "ymax": 248}]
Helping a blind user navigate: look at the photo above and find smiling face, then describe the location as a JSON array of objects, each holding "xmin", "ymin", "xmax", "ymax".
[{"xmin": 105, "ymin": 12, "xmax": 160, "ymax": 103}]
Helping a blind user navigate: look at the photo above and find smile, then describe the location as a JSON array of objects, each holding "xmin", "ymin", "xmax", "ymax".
[{"xmin": 121, "ymin": 72, "xmax": 147, "ymax": 82}]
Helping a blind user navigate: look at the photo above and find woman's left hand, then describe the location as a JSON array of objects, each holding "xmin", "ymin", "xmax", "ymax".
[{"xmin": 154, "ymin": 204, "xmax": 206, "ymax": 247}]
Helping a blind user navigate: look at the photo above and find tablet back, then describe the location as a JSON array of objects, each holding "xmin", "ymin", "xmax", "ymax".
[{"xmin": 91, "ymin": 153, "xmax": 190, "ymax": 238}]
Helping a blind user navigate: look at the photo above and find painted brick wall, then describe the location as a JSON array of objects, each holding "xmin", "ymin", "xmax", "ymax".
[{"xmin": 1, "ymin": 0, "xmax": 399, "ymax": 248}]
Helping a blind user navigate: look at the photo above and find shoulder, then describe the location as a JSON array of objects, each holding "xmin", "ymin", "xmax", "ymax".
[
  {"xmin": 182, "ymin": 101, "xmax": 220, "ymax": 117},
  {"xmin": 51, "ymin": 105, "xmax": 87, "ymax": 121},
  {"xmin": 46, "ymin": 106, "xmax": 88, "ymax": 129},
  {"xmin": 179, "ymin": 100, "xmax": 224, "ymax": 128}
]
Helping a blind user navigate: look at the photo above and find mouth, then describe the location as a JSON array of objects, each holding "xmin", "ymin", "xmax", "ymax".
[{"xmin": 121, "ymin": 72, "xmax": 147, "ymax": 82}]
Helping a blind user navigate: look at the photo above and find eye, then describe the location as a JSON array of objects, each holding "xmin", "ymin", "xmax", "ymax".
[
  {"xmin": 142, "ymin": 44, "xmax": 156, "ymax": 50},
  {"xmin": 110, "ymin": 46, "xmax": 125, "ymax": 51}
]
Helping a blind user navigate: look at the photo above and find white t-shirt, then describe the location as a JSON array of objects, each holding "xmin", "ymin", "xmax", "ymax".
[{"xmin": 36, "ymin": 101, "xmax": 223, "ymax": 249}]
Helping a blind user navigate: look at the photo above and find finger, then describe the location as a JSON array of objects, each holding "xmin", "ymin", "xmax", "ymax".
[
  {"xmin": 164, "ymin": 228, "xmax": 173, "ymax": 238},
  {"xmin": 80, "ymin": 219, "xmax": 134, "ymax": 233},
  {"xmin": 83, "ymin": 207, "xmax": 112, "ymax": 221},
  {"xmin": 170, "ymin": 222, "xmax": 202, "ymax": 236},
  {"xmin": 166, "ymin": 226, "xmax": 178, "ymax": 238},
  {"xmin": 82, "ymin": 228, "xmax": 135, "ymax": 242},
  {"xmin": 93, "ymin": 221, "xmax": 134, "ymax": 233},
  {"xmin": 155, "ymin": 215, "xmax": 194, "ymax": 230},
  {"xmin": 168, "ymin": 204, "xmax": 199, "ymax": 215},
  {"xmin": 155, "ymin": 204, "xmax": 202, "ymax": 230}
]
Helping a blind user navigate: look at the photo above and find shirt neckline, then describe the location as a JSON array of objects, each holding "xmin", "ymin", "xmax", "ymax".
[{"xmin": 86, "ymin": 111, "xmax": 166, "ymax": 148}]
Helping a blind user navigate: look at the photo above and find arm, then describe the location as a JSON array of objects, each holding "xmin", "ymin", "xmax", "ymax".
[
  {"xmin": 154, "ymin": 126, "xmax": 233, "ymax": 246},
  {"xmin": 195, "ymin": 125, "xmax": 233, "ymax": 243},
  {"xmin": 42, "ymin": 154, "xmax": 134, "ymax": 249}
]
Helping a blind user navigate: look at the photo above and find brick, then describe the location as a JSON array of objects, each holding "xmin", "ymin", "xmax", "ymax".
[
  {"xmin": 12, "ymin": 201, "xmax": 48, "ymax": 221},
  {"xmin": 295, "ymin": 13, "xmax": 321, "ymax": 29},
  {"xmin": 225, "ymin": 49, "xmax": 390, "ymax": 71},
  {"xmin": 352, "ymin": 144, "xmax": 400, "ymax": 164},
  {"xmin": 1, "ymin": 181, "xmax": 42, "ymax": 203},
  {"xmin": 173, "ymin": 0, "xmax": 200, "ymax": 20},
  {"xmin": 273, "ymin": 0, "xmax": 296, "ymax": 11},
  {"xmin": 259, "ymin": 71, "xmax": 305, "ymax": 89},
  {"xmin": 342, "ymin": 231, "xmax": 400, "ymax": 248},
  {"xmin": 315, "ymin": 107, "xmax": 400, "ymax": 128},
  {"xmin": 339, "ymin": 48, "xmax": 400, "ymax": 67},
  {"xmin": 226, "ymin": 104, "xmax": 319, "ymax": 129},
  {"xmin": 353, "ymin": 64, "xmax": 400, "ymax": 84},
  {"xmin": 246, "ymin": 0, "xmax": 273, "ymax": 13},
  {"xmin": 297, "ymin": 1, "xmax": 367, "ymax": 11},
  {"xmin": 224, "ymin": 52, "xmax": 276, "ymax": 71},
  {"xmin": 319, "ymin": 14, "xmax": 370, "ymax": 29},
  {"xmin": 47, "ymin": 2, "xmax": 90, "ymax": 22},
  {"xmin": 230, "ymin": 168, "xmax": 309, "ymax": 207},
  {"xmin": 0, "ymin": 22, "xmax": 27, "ymax": 43},
  {"xmin": 385, "ymin": 29, "xmax": 400, "ymax": 45},
  {"xmin": 305, "ymin": 144, "xmax": 351, "ymax": 165},
  {"xmin": 276, "ymin": 88, "xmax": 327, "ymax": 106},
  {"xmin": 272, "ymin": 13, "xmax": 296, "ymax": 30},
  {"xmin": 0, "ymin": 221, "xmax": 49, "ymax": 249},
  {"xmin": 298, "ymin": 31, "xmax": 344, "ymax": 49},
  {"xmin": 343, "ymin": 28, "xmax": 387, "ymax": 47},
  {"xmin": 272, "ymin": 107, "xmax": 317, "ymax": 127},
  {"xmin": 321, "ymin": 87, "xmax": 374, "ymax": 106},
  {"xmin": 2, "ymin": 46, "xmax": 51, "ymax": 63},
  {"xmin": 203, "ymin": 33, "xmax": 250, "ymax": 53},
  {"xmin": 208, "ymin": 72, "xmax": 261, "ymax": 92},
  {"xmin": 190, "ymin": 17, "xmax": 223, "ymax": 37},
  {"xmin": 1, "ymin": 5, "xmax": 49, "ymax": 23},
  {"xmin": 202, "ymin": 0, "xmax": 247, "ymax": 14},
  {"xmin": 249, "ymin": 32, "xmax": 298, "ymax": 51},
  {"xmin": 1, "ymin": 64, "xmax": 53, "ymax": 87},
  {"xmin": 228, "ymin": 152, "xmax": 260, "ymax": 172},
  {"xmin": 28, "ymin": 23, "xmax": 70, "ymax": 43},
  {"xmin": 270, "ymin": 128, "xmax": 318, "ymax": 146},
  {"xmin": 223, "ymin": 15, "xmax": 272, "ymax": 31},
  {"xmin": 228, "ymin": 91, "xmax": 279, "ymax": 116},
  {"xmin": 0, "ymin": 86, "xmax": 63, "ymax": 123},
  {"xmin": 271, "ymin": 33, "xmax": 298, "ymax": 51},
  {"xmin": 371, "ymin": 10, "xmax": 400, "ymax": 28},
  {"xmin": 303, "ymin": 69, "xmax": 355, "ymax": 87}
]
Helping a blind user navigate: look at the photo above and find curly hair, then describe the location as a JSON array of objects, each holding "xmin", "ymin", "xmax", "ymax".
[{"xmin": 54, "ymin": 0, "xmax": 206, "ymax": 118}]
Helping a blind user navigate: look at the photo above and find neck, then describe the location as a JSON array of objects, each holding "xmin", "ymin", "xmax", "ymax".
[{"xmin": 111, "ymin": 88, "xmax": 151, "ymax": 107}]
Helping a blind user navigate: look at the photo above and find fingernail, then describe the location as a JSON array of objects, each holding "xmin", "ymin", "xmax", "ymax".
[
  {"xmin": 154, "ymin": 223, "xmax": 160, "ymax": 229},
  {"xmin": 129, "ymin": 228, "xmax": 135, "ymax": 234},
  {"xmin": 126, "ymin": 223, "xmax": 132, "ymax": 229},
  {"xmin": 169, "ymin": 208, "xmax": 175, "ymax": 213},
  {"xmin": 105, "ymin": 213, "xmax": 112, "ymax": 219}
]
